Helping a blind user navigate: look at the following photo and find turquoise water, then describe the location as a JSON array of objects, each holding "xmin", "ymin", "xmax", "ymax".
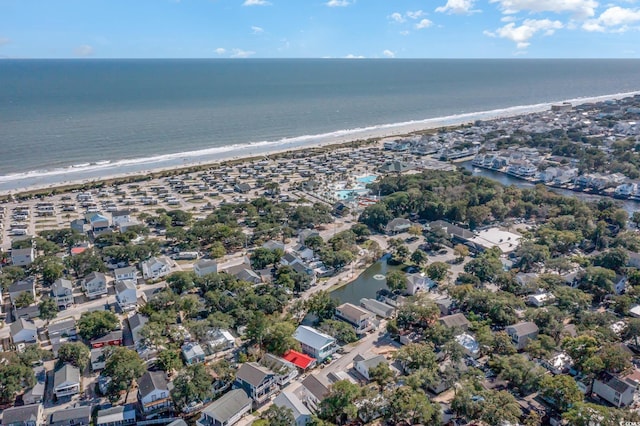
[
  {"xmin": 335, "ymin": 189, "xmax": 369, "ymax": 200},
  {"xmin": 356, "ymin": 175, "xmax": 377, "ymax": 184}
]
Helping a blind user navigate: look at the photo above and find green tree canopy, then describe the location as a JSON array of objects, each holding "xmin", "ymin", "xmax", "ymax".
[{"xmin": 77, "ymin": 310, "xmax": 119, "ymax": 340}]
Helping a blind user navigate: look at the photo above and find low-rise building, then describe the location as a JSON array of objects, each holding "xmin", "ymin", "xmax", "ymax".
[
  {"xmin": 353, "ymin": 353, "xmax": 388, "ymax": 381},
  {"xmin": 51, "ymin": 279, "xmax": 74, "ymax": 309},
  {"xmin": 182, "ymin": 342, "xmax": 205, "ymax": 365},
  {"xmin": 141, "ymin": 256, "xmax": 171, "ymax": 280},
  {"xmin": 8, "ymin": 278, "xmax": 36, "ymax": 307},
  {"xmin": 90, "ymin": 330, "xmax": 123, "ymax": 349},
  {"xmin": 114, "ymin": 266, "xmax": 137, "ymax": 281},
  {"xmin": 439, "ymin": 313, "xmax": 471, "ymax": 331},
  {"xmin": 11, "ymin": 247, "xmax": 36, "ymax": 267},
  {"xmin": 260, "ymin": 353, "xmax": 299, "ymax": 386},
  {"xmin": 138, "ymin": 371, "xmax": 173, "ymax": 416},
  {"xmin": 274, "ymin": 391, "xmax": 312, "ymax": 426},
  {"xmin": 11, "ymin": 318, "xmax": 38, "ymax": 345},
  {"xmin": 95, "ymin": 405, "xmax": 136, "ymax": 426},
  {"xmin": 300, "ymin": 374, "xmax": 330, "ymax": 410},
  {"xmin": 385, "ymin": 218, "xmax": 412, "ymax": 235},
  {"xmin": 593, "ymin": 372, "xmax": 637, "ymax": 408},
  {"xmin": 506, "ymin": 321, "xmax": 539, "ymax": 350},
  {"xmin": 293, "ymin": 325, "xmax": 338, "ymax": 361},
  {"xmin": 82, "ymin": 272, "xmax": 108, "ymax": 299},
  {"xmin": 335, "ymin": 303, "xmax": 376, "ymax": 335},
  {"xmin": 49, "ymin": 406, "xmax": 92, "ymax": 426},
  {"xmin": 234, "ymin": 362, "xmax": 278, "ymax": 406},
  {"xmin": 360, "ymin": 298, "xmax": 395, "ymax": 318},
  {"xmin": 115, "ymin": 279, "xmax": 137, "ymax": 311},
  {"xmin": 196, "ymin": 389, "xmax": 252, "ymax": 426},
  {"xmin": 455, "ymin": 333, "xmax": 480, "ymax": 358},
  {"xmin": 1, "ymin": 403, "xmax": 44, "ymax": 426},
  {"xmin": 194, "ymin": 259, "xmax": 218, "ymax": 278},
  {"xmin": 53, "ymin": 364, "xmax": 81, "ymax": 399}
]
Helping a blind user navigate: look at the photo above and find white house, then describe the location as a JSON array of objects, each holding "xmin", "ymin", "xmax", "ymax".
[
  {"xmin": 193, "ymin": 259, "xmax": 218, "ymax": 278},
  {"xmin": 115, "ymin": 280, "xmax": 138, "ymax": 311},
  {"xmin": 8, "ymin": 279, "xmax": 36, "ymax": 307},
  {"xmin": 294, "ymin": 325, "xmax": 338, "ymax": 361},
  {"xmin": 353, "ymin": 353, "xmax": 388, "ymax": 381},
  {"xmin": 593, "ymin": 373, "xmax": 637, "ymax": 408},
  {"xmin": 138, "ymin": 371, "xmax": 173, "ymax": 415},
  {"xmin": 274, "ymin": 391, "xmax": 312, "ymax": 426},
  {"xmin": 114, "ymin": 266, "xmax": 137, "ymax": 282},
  {"xmin": 53, "ymin": 364, "xmax": 81, "ymax": 399},
  {"xmin": 111, "ymin": 211, "xmax": 132, "ymax": 228},
  {"xmin": 51, "ymin": 278, "xmax": 74, "ymax": 310},
  {"xmin": 335, "ymin": 303, "xmax": 376, "ymax": 335},
  {"xmin": 82, "ymin": 272, "xmax": 108, "ymax": 299},
  {"xmin": 141, "ymin": 257, "xmax": 171, "ymax": 280},
  {"xmin": 11, "ymin": 247, "xmax": 36, "ymax": 267},
  {"xmin": 526, "ymin": 292, "xmax": 556, "ymax": 307},
  {"xmin": 11, "ymin": 318, "xmax": 38, "ymax": 344}
]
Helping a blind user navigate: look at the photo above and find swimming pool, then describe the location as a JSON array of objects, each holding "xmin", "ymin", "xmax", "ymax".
[
  {"xmin": 356, "ymin": 175, "xmax": 377, "ymax": 184},
  {"xmin": 335, "ymin": 189, "xmax": 369, "ymax": 199}
]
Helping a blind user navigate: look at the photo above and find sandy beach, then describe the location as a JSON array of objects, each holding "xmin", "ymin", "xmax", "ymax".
[{"xmin": 2, "ymin": 90, "xmax": 640, "ymax": 197}]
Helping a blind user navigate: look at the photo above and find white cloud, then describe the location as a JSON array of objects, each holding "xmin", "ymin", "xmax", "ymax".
[
  {"xmin": 74, "ymin": 44, "xmax": 94, "ymax": 57},
  {"xmin": 345, "ymin": 54, "xmax": 365, "ymax": 58},
  {"xmin": 251, "ymin": 26, "xmax": 264, "ymax": 34},
  {"xmin": 400, "ymin": 30, "xmax": 410, "ymax": 36},
  {"xmin": 389, "ymin": 12, "xmax": 405, "ymax": 23},
  {"xmin": 382, "ymin": 49, "xmax": 395, "ymax": 58},
  {"xmin": 484, "ymin": 18, "xmax": 563, "ymax": 49},
  {"xmin": 416, "ymin": 18, "xmax": 433, "ymax": 29},
  {"xmin": 435, "ymin": 0, "xmax": 479, "ymax": 15},
  {"xmin": 583, "ymin": 6, "xmax": 640, "ymax": 31},
  {"xmin": 231, "ymin": 48, "xmax": 256, "ymax": 58},
  {"xmin": 501, "ymin": 15, "xmax": 518, "ymax": 22},
  {"xmin": 406, "ymin": 10, "xmax": 425, "ymax": 19},
  {"xmin": 489, "ymin": 0, "xmax": 598, "ymax": 19},
  {"xmin": 242, "ymin": 0, "xmax": 271, "ymax": 6},
  {"xmin": 215, "ymin": 47, "xmax": 226, "ymax": 55},
  {"xmin": 326, "ymin": 0, "xmax": 350, "ymax": 7}
]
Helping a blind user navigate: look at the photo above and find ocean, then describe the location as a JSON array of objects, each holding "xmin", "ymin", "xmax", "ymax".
[{"xmin": 2, "ymin": 59, "xmax": 640, "ymax": 192}]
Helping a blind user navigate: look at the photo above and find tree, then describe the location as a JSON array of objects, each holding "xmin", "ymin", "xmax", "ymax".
[
  {"xmin": 464, "ymin": 249, "xmax": 502, "ymax": 282},
  {"xmin": 103, "ymin": 347, "xmax": 145, "ymax": 400},
  {"xmin": 563, "ymin": 402, "xmax": 630, "ymax": 426},
  {"xmin": 515, "ymin": 241, "xmax": 550, "ymax": 272},
  {"xmin": 263, "ymin": 321, "xmax": 300, "ymax": 356},
  {"xmin": 562, "ymin": 335, "xmax": 600, "ymax": 372},
  {"xmin": 594, "ymin": 248, "xmax": 629, "ymax": 273},
  {"xmin": 251, "ymin": 247, "xmax": 283, "ymax": 269},
  {"xmin": 394, "ymin": 343, "xmax": 438, "ymax": 375},
  {"xmin": 385, "ymin": 386, "xmax": 440, "ymax": 425},
  {"xmin": 489, "ymin": 355, "xmax": 545, "ymax": 396},
  {"xmin": 578, "ymin": 266, "xmax": 616, "ymax": 303},
  {"xmin": 319, "ymin": 380, "xmax": 360, "ymax": 424},
  {"xmin": 478, "ymin": 390, "xmax": 522, "ymax": 425},
  {"xmin": 319, "ymin": 319, "xmax": 358, "ymax": 344},
  {"xmin": 38, "ymin": 297, "xmax": 58, "ymax": 321},
  {"xmin": 305, "ymin": 291, "xmax": 338, "ymax": 321},
  {"xmin": 598, "ymin": 344, "xmax": 632, "ymax": 374},
  {"xmin": 426, "ymin": 261, "xmax": 450, "ymax": 282},
  {"xmin": 167, "ymin": 271, "xmax": 196, "ymax": 294},
  {"xmin": 78, "ymin": 310, "xmax": 119, "ymax": 340},
  {"xmin": 209, "ymin": 242, "xmax": 226, "ymax": 259},
  {"xmin": 260, "ymin": 405, "xmax": 296, "ymax": 426},
  {"xmin": 408, "ymin": 225, "xmax": 423, "ymax": 237},
  {"xmin": 157, "ymin": 349, "xmax": 182, "ymax": 373},
  {"xmin": 14, "ymin": 291, "xmax": 35, "ymax": 308},
  {"xmin": 359, "ymin": 203, "xmax": 393, "ymax": 231},
  {"xmin": 454, "ymin": 244, "xmax": 470, "ymax": 259},
  {"xmin": 410, "ymin": 249, "xmax": 428, "ymax": 266},
  {"xmin": 369, "ymin": 362, "xmax": 394, "ymax": 391},
  {"xmin": 386, "ymin": 270, "xmax": 407, "ymax": 293},
  {"xmin": 41, "ymin": 258, "xmax": 64, "ymax": 285},
  {"xmin": 58, "ymin": 342, "xmax": 90, "ymax": 371},
  {"xmin": 539, "ymin": 374, "xmax": 583, "ymax": 412},
  {"xmin": 171, "ymin": 363, "xmax": 214, "ymax": 411},
  {"xmin": 0, "ymin": 363, "xmax": 35, "ymax": 403}
]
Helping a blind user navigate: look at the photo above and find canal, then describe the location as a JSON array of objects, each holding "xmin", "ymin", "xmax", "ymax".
[
  {"xmin": 330, "ymin": 255, "xmax": 402, "ymax": 305},
  {"xmin": 460, "ymin": 161, "xmax": 640, "ymax": 215}
]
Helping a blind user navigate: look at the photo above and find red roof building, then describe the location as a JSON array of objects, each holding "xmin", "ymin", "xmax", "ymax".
[{"xmin": 283, "ymin": 350, "xmax": 316, "ymax": 371}]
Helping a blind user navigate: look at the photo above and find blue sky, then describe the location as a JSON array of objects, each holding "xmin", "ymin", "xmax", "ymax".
[{"xmin": 1, "ymin": 0, "xmax": 639, "ymax": 58}]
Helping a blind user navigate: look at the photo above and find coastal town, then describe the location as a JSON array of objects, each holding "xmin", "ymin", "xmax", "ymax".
[{"xmin": 2, "ymin": 95, "xmax": 640, "ymax": 426}]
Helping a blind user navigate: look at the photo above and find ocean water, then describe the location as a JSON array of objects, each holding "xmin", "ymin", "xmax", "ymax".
[{"xmin": 2, "ymin": 59, "xmax": 640, "ymax": 190}]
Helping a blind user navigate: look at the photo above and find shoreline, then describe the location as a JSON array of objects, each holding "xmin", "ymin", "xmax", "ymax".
[{"xmin": 3, "ymin": 89, "xmax": 640, "ymax": 198}]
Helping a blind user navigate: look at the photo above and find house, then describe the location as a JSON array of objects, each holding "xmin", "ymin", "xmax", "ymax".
[
  {"xmin": 234, "ymin": 362, "xmax": 278, "ymax": 406},
  {"xmin": 70, "ymin": 219, "xmax": 86, "ymax": 234},
  {"xmin": 111, "ymin": 210, "xmax": 131, "ymax": 228},
  {"xmin": 141, "ymin": 256, "xmax": 171, "ymax": 280},
  {"xmin": 95, "ymin": 404, "xmax": 136, "ymax": 426},
  {"xmin": 49, "ymin": 406, "xmax": 92, "ymax": 426},
  {"xmin": 335, "ymin": 303, "xmax": 376, "ymax": 335},
  {"xmin": 224, "ymin": 263, "xmax": 262, "ymax": 285},
  {"xmin": 51, "ymin": 278, "xmax": 74, "ymax": 309},
  {"xmin": 167, "ymin": 421, "xmax": 188, "ymax": 426},
  {"xmin": 506, "ymin": 321, "xmax": 539, "ymax": 350},
  {"xmin": 516, "ymin": 273, "xmax": 539, "ymax": 288},
  {"xmin": 353, "ymin": 353, "xmax": 388, "ymax": 381},
  {"xmin": 114, "ymin": 266, "xmax": 137, "ymax": 281},
  {"xmin": 527, "ymin": 292, "xmax": 556, "ymax": 307},
  {"xmin": 294, "ymin": 325, "xmax": 338, "ymax": 361},
  {"xmin": 385, "ymin": 218, "xmax": 412, "ymax": 235},
  {"xmin": 301, "ymin": 374, "xmax": 330, "ymax": 410},
  {"xmin": 298, "ymin": 229, "xmax": 319, "ymax": 246},
  {"xmin": 262, "ymin": 239, "xmax": 286, "ymax": 252},
  {"xmin": 86, "ymin": 212, "xmax": 110, "ymax": 231},
  {"xmin": 282, "ymin": 350, "xmax": 317, "ymax": 371},
  {"xmin": 90, "ymin": 330, "xmax": 123, "ymax": 349},
  {"xmin": 540, "ymin": 352, "xmax": 574, "ymax": 375},
  {"xmin": 439, "ymin": 313, "xmax": 471, "ymax": 331},
  {"xmin": 1, "ymin": 403, "xmax": 44, "ymax": 426},
  {"xmin": 91, "ymin": 347, "xmax": 107, "ymax": 371},
  {"xmin": 128, "ymin": 313, "xmax": 149, "ymax": 349},
  {"xmin": 435, "ymin": 297, "xmax": 454, "ymax": 315},
  {"xmin": 234, "ymin": 183, "xmax": 252, "ymax": 193},
  {"xmin": 115, "ymin": 279, "xmax": 138, "ymax": 311},
  {"xmin": 455, "ymin": 333, "xmax": 480, "ymax": 358},
  {"xmin": 82, "ymin": 271, "xmax": 108, "ymax": 299},
  {"xmin": 405, "ymin": 273, "xmax": 436, "ymax": 295},
  {"xmin": 196, "ymin": 389, "xmax": 252, "ymax": 426},
  {"xmin": 8, "ymin": 278, "xmax": 36, "ymax": 307},
  {"xmin": 274, "ymin": 391, "xmax": 312, "ymax": 426},
  {"xmin": 360, "ymin": 298, "xmax": 395, "ymax": 318},
  {"xmin": 280, "ymin": 252, "xmax": 304, "ymax": 267},
  {"xmin": 13, "ymin": 305, "xmax": 40, "ymax": 320},
  {"xmin": 11, "ymin": 318, "xmax": 38, "ymax": 344},
  {"xmin": 182, "ymin": 342, "xmax": 205, "ymax": 365},
  {"xmin": 48, "ymin": 318, "xmax": 77, "ymax": 354},
  {"xmin": 206, "ymin": 329, "xmax": 236, "ymax": 353},
  {"xmin": 592, "ymin": 372, "xmax": 637, "ymax": 408},
  {"xmin": 194, "ymin": 259, "xmax": 218, "ymax": 278},
  {"xmin": 53, "ymin": 364, "xmax": 81, "ymax": 399},
  {"xmin": 260, "ymin": 353, "xmax": 299, "ymax": 386},
  {"xmin": 24, "ymin": 366, "xmax": 46, "ymax": 405},
  {"xmin": 138, "ymin": 371, "xmax": 173, "ymax": 415},
  {"xmin": 11, "ymin": 247, "xmax": 36, "ymax": 267}
]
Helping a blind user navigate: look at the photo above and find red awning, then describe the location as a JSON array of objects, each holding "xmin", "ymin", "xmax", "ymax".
[{"xmin": 283, "ymin": 350, "xmax": 316, "ymax": 370}]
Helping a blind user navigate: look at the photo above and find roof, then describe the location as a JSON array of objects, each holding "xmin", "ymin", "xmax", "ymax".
[
  {"xmin": 294, "ymin": 325, "xmax": 336, "ymax": 350},
  {"xmin": 96, "ymin": 404, "xmax": 136, "ymax": 424},
  {"xmin": 128, "ymin": 313, "xmax": 148, "ymax": 331},
  {"xmin": 115, "ymin": 279, "xmax": 136, "ymax": 293},
  {"xmin": 455, "ymin": 333, "xmax": 480, "ymax": 354},
  {"xmin": 50, "ymin": 406, "xmax": 91, "ymax": 423},
  {"xmin": 260, "ymin": 353, "xmax": 297, "ymax": 375},
  {"xmin": 11, "ymin": 247, "xmax": 34, "ymax": 257},
  {"xmin": 283, "ymin": 350, "xmax": 316, "ymax": 369},
  {"xmin": 70, "ymin": 247, "xmax": 88, "ymax": 255},
  {"xmin": 236, "ymin": 362, "xmax": 274, "ymax": 387},
  {"xmin": 8, "ymin": 278, "xmax": 35, "ymax": 294},
  {"xmin": 336, "ymin": 303, "xmax": 373, "ymax": 322},
  {"xmin": 11, "ymin": 318, "xmax": 37, "ymax": 335},
  {"xmin": 429, "ymin": 220, "xmax": 474, "ymax": 240},
  {"xmin": 138, "ymin": 371, "xmax": 169, "ymax": 398},
  {"xmin": 54, "ymin": 364, "xmax": 80, "ymax": 388},
  {"xmin": 84, "ymin": 271, "xmax": 106, "ymax": 282},
  {"xmin": 114, "ymin": 266, "xmax": 137, "ymax": 275},
  {"xmin": 167, "ymin": 421, "xmax": 188, "ymax": 426},
  {"xmin": 357, "ymin": 354, "xmax": 387, "ymax": 370},
  {"xmin": 111, "ymin": 210, "xmax": 131, "ymax": 217},
  {"xmin": 195, "ymin": 258, "xmax": 218, "ymax": 269},
  {"xmin": 48, "ymin": 318, "xmax": 76, "ymax": 334},
  {"xmin": 202, "ymin": 389, "xmax": 251, "ymax": 423},
  {"xmin": 274, "ymin": 391, "xmax": 311, "ymax": 420},
  {"xmin": 507, "ymin": 322, "xmax": 539, "ymax": 336},
  {"xmin": 439, "ymin": 313, "xmax": 471, "ymax": 329},
  {"xmin": 181, "ymin": 342, "xmax": 205, "ymax": 359},
  {"xmin": 2, "ymin": 404, "xmax": 41, "ymax": 423},
  {"xmin": 52, "ymin": 278, "xmax": 73, "ymax": 292},
  {"xmin": 597, "ymin": 372, "xmax": 636, "ymax": 393},
  {"xmin": 91, "ymin": 330, "xmax": 123, "ymax": 344},
  {"xmin": 386, "ymin": 217, "xmax": 411, "ymax": 230},
  {"xmin": 301, "ymin": 374, "xmax": 330, "ymax": 401}
]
